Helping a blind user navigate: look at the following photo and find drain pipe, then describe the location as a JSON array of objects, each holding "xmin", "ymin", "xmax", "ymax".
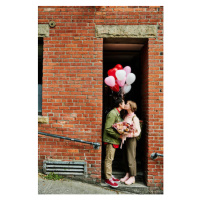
[{"xmin": 150, "ymin": 152, "xmax": 163, "ymax": 160}]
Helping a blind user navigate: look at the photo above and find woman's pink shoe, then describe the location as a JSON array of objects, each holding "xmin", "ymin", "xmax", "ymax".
[
  {"xmin": 120, "ymin": 173, "xmax": 129, "ymax": 183},
  {"xmin": 125, "ymin": 176, "xmax": 135, "ymax": 185}
]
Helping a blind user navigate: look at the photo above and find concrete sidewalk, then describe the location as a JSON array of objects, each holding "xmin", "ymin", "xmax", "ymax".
[{"xmin": 38, "ymin": 174, "xmax": 132, "ymax": 194}]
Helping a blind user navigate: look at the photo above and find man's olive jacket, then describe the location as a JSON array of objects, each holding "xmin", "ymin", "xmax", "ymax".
[{"xmin": 103, "ymin": 108, "xmax": 122, "ymax": 145}]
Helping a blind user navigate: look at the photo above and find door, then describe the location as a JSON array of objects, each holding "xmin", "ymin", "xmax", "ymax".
[{"xmin": 101, "ymin": 38, "xmax": 147, "ymax": 183}]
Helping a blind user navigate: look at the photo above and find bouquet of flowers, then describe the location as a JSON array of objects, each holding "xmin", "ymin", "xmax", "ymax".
[{"xmin": 112, "ymin": 121, "xmax": 135, "ymax": 134}]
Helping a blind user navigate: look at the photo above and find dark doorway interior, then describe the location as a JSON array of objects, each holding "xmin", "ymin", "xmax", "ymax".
[
  {"xmin": 38, "ymin": 37, "xmax": 43, "ymax": 115},
  {"xmin": 102, "ymin": 38, "xmax": 148, "ymax": 183}
]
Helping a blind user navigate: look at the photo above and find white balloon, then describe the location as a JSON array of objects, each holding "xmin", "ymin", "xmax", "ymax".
[
  {"xmin": 115, "ymin": 70, "xmax": 126, "ymax": 81},
  {"xmin": 122, "ymin": 84, "xmax": 131, "ymax": 94},
  {"xmin": 126, "ymin": 73, "xmax": 136, "ymax": 85}
]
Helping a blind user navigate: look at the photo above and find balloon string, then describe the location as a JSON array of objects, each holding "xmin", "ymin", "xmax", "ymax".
[{"xmin": 118, "ymin": 87, "xmax": 124, "ymax": 99}]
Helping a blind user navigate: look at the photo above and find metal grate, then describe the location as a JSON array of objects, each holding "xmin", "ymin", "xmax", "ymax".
[{"xmin": 43, "ymin": 160, "xmax": 87, "ymax": 176}]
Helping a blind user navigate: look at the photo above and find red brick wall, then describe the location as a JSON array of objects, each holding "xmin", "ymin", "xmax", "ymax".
[
  {"xmin": 147, "ymin": 36, "xmax": 163, "ymax": 191},
  {"xmin": 38, "ymin": 6, "xmax": 163, "ymax": 189},
  {"xmin": 140, "ymin": 37, "xmax": 163, "ymax": 191}
]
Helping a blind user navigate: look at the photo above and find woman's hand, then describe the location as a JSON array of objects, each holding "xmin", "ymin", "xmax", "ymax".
[{"xmin": 132, "ymin": 130, "xmax": 139, "ymax": 137}]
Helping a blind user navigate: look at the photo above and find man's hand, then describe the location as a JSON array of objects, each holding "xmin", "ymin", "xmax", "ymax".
[
  {"xmin": 117, "ymin": 129, "xmax": 124, "ymax": 135},
  {"xmin": 119, "ymin": 134, "xmax": 123, "ymax": 139}
]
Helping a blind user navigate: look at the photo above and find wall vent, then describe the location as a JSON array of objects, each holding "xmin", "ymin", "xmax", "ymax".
[{"xmin": 43, "ymin": 160, "xmax": 87, "ymax": 176}]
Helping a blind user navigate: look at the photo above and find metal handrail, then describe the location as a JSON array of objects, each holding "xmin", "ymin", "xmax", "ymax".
[
  {"xmin": 38, "ymin": 132, "xmax": 101, "ymax": 149},
  {"xmin": 150, "ymin": 152, "xmax": 163, "ymax": 159}
]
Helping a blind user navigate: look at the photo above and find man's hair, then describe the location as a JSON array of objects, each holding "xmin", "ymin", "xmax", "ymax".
[
  {"xmin": 113, "ymin": 97, "xmax": 124, "ymax": 108},
  {"xmin": 127, "ymin": 100, "xmax": 137, "ymax": 112}
]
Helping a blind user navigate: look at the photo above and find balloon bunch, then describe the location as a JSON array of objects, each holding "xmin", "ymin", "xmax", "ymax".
[{"xmin": 104, "ymin": 64, "xmax": 136, "ymax": 97}]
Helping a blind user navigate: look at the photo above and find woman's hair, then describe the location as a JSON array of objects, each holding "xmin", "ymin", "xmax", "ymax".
[
  {"xmin": 113, "ymin": 97, "xmax": 124, "ymax": 108},
  {"xmin": 127, "ymin": 100, "xmax": 137, "ymax": 112}
]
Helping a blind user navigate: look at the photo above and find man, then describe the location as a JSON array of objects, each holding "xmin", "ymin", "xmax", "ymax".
[{"xmin": 103, "ymin": 97, "xmax": 125, "ymax": 188}]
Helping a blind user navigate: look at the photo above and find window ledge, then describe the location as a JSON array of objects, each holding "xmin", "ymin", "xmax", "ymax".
[{"xmin": 38, "ymin": 116, "xmax": 49, "ymax": 124}]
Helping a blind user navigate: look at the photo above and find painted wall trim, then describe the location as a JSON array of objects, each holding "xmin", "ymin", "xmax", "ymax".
[
  {"xmin": 38, "ymin": 116, "xmax": 49, "ymax": 124},
  {"xmin": 95, "ymin": 25, "xmax": 158, "ymax": 38},
  {"xmin": 38, "ymin": 24, "xmax": 49, "ymax": 37}
]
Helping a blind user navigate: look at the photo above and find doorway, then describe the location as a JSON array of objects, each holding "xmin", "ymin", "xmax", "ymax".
[{"xmin": 102, "ymin": 38, "xmax": 148, "ymax": 184}]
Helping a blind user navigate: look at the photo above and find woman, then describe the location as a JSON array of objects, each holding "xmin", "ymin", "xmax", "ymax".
[{"xmin": 120, "ymin": 100, "xmax": 141, "ymax": 185}]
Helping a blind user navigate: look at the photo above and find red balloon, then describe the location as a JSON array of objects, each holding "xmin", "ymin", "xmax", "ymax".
[
  {"xmin": 110, "ymin": 82, "xmax": 119, "ymax": 92},
  {"xmin": 114, "ymin": 64, "xmax": 123, "ymax": 70},
  {"xmin": 107, "ymin": 67, "xmax": 118, "ymax": 80}
]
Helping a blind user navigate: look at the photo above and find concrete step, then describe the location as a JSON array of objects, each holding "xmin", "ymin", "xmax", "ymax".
[
  {"xmin": 101, "ymin": 169, "xmax": 148, "ymax": 194},
  {"xmin": 108, "ymin": 172, "xmax": 144, "ymax": 181},
  {"xmin": 101, "ymin": 179, "xmax": 148, "ymax": 194},
  {"xmin": 101, "ymin": 181, "xmax": 147, "ymax": 188},
  {"xmin": 101, "ymin": 160, "xmax": 148, "ymax": 193},
  {"xmin": 112, "ymin": 172, "xmax": 144, "ymax": 183}
]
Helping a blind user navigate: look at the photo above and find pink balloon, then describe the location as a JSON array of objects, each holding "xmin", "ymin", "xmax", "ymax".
[
  {"xmin": 123, "ymin": 66, "xmax": 131, "ymax": 76},
  {"xmin": 104, "ymin": 76, "xmax": 115, "ymax": 87},
  {"xmin": 117, "ymin": 77, "xmax": 126, "ymax": 87}
]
